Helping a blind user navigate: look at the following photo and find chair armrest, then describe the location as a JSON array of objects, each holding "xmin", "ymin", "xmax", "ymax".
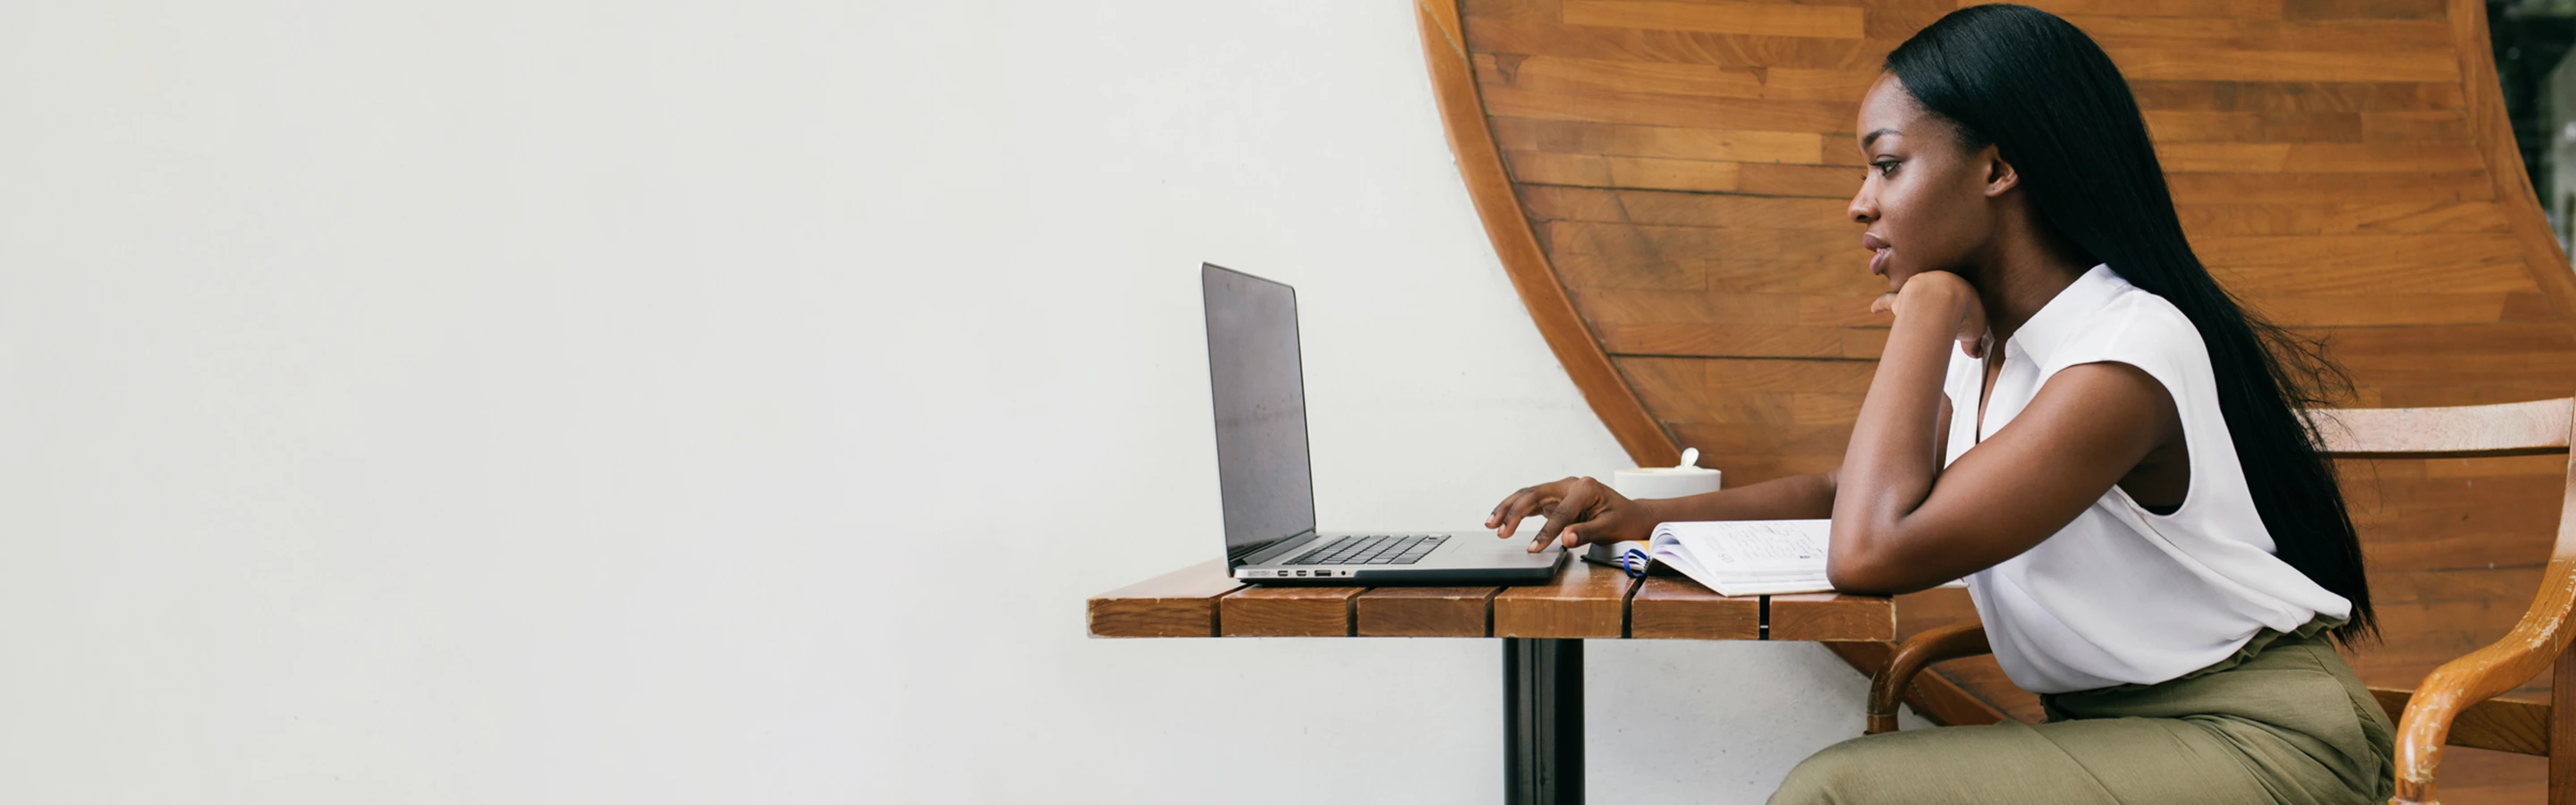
[
  {"xmin": 1866, "ymin": 621, "xmax": 1992, "ymax": 734},
  {"xmin": 2391, "ymin": 556, "xmax": 2576, "ymax": 805}
]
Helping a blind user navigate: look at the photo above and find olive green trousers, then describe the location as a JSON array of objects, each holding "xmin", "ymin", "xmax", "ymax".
[{"xmin": 1771, "ymin": 621, "xmax": 2394, "ymax": 805}]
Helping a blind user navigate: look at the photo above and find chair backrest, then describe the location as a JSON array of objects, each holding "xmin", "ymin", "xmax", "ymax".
[
  {"xmin": 2309, "ymin": 398, "xmax": 2576, "ymax": 559},
  {"xmin": 2308, "ymin": 400, "xmax": 2576, "ymax": 799},
  {"xmin": 2310, "ymin": 398, "xmax": 2576, "ymax": 461}
]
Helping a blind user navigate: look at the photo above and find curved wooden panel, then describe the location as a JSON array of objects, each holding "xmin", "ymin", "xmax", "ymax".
[
  {"xmin": 1418, "ymin": 0, "xmax": 1680, "ymax": 467},
  {"xmin": 1420, "ymin": 0, "xmax": 2576, "ymax": 794}
]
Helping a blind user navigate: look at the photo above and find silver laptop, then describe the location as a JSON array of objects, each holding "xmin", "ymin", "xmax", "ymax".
[{"xmin": 1201, "ymin": 263, "xmax": 1565, "ymax": 585}]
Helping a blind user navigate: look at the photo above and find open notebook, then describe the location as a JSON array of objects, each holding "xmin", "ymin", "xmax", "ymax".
[{"xmin": 1612, "ymin": 519, "xmax": 1965, "ymax": 597}]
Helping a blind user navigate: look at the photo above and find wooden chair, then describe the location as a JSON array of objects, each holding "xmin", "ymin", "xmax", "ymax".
[{"xmin": 1860, "ymin": 398, "xmax": 2576, "ymax": 805}]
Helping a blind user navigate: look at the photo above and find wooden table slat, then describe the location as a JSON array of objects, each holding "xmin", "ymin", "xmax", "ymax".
[
  {"xmin": 1357, "ymin": 586, "xmax": 1499, "ymax": 637},
  {"xmin": 1089, "ymin": 560, "xmax": 1897, "ymax": 642},
  {"xmin": 1771, "ymin": 592, "xmax": 1895, "ymax": 642},
  {"xmin": 1628, "ymin": 575, "xmax": 1761, "ymax": 640},
  {"xmin": 1087, "ymin": 559, "xmax": 1244, "ymax": 638},
  {"xmin": 1221, "ymin": 585, "xmax": 1364, "ymax": 637},
  {"xmin": 1494, "ymin": 557, "xmax": 1636, "ymax": 638}
]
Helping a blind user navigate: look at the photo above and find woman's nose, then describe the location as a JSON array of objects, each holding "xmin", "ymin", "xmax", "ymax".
[{"xmin": 1848, "ymin": 191, "xmax": 1877, "ymax": 225}]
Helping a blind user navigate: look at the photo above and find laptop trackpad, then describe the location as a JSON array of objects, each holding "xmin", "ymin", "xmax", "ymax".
[{"xmin": 1436, "ymin": 535, "xmax": 1563, "ymax": 567}]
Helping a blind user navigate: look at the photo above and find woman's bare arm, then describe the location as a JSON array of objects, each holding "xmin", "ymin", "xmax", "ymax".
[
  {"xmin": 1649, "ymin": 395, "xmax": 1955, "ymax": 525},
  {"xmin": 1487, "ymin": 377, "xmax": 1960, "ymax": 552},
  {"xmin": 1827, "ymin": 271, "xmax": 2180, "ymax": 594},
  {"xmin": 1485, "ymin": 471, "xmax": 1837, "ymax": 552},
  {"xmin": 1645, "ymin": 472, "xmax": 1836, "ymax": 521}
]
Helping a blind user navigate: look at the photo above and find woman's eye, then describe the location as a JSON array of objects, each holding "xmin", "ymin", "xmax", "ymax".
[{"xmin": 1871, "ymin": 161, "xmax": 1899, "ymax": 177}]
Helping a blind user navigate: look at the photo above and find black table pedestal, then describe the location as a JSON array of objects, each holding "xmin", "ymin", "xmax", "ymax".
[{"xmin": 1504, "ymin": 637, "xmax": 1581, "ymax": 805}]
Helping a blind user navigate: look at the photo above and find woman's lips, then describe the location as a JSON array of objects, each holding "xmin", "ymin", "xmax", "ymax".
[{"xmin": 1862, "ymin": 233, "xmax": 1890, "ymax": 275}]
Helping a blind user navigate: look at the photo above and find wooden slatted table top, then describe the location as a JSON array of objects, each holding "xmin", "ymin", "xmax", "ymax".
[{"xmin": 1089, "ymin": 558, "xmax": 1894, "ymax": 641}]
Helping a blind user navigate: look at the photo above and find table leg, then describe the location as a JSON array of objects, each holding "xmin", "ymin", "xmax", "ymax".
[{"xmin": 1504, "ymin": 637, "xmax": 1581, "ymax": 805}]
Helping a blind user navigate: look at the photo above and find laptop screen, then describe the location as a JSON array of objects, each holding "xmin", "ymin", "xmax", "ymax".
[{"xmin": 1200, "ymin": 264, "xmax": 1319, "ymax": 564}]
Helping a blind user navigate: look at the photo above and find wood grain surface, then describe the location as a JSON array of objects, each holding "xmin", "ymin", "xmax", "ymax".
[
  {"xmin": 2393, "ymin": 555, "xmax": 2576, "ymax": 802},
  {"xmin": 1097, "ymin": 559, "xmax": 1902, "ymax": 642},
  {"xmin": 1418, "ymin": 0, "xmax": 1680, "ymax": 466},
  {"xmin": 1772, "ymin": 592, "xmax": 1894, "ymax": 642},
  {"xmin": 1495, "ymin": 557, "xmax": 1638, "ymax": 638},
  {"xmin": 2375, "ymin": 686, "xmax": 2550, "ymax": 756},
  {"xmin": 1629, "ymin": 575, "xmax": 1760, "ymax": 640},
  {"xmin": 1358, "ymin": 587, "xmax": 1499, "ymax": 637},
  {"xmin": 2554, "ymin": 653, "xmax": 2576, "ymax": 805},
  {"xmin": 1220, "ymin": 586, "xmax": 1363, "ymax": 638},
  {"xmin": 2315, "ymin": 397, "xmax": 2575, "ymax": 457},
  {"xmin": 1086, "ymin": 560, "xmax": 1243, "ymax": 638},
  {"xmin": 1868, "ymin": 587, "xmax": 2041, "ymax": 724}
]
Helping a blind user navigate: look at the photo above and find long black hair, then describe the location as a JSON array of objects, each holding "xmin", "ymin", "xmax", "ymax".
[{"xmin": 1885, "ymin": 4, "xmax": 2376, "ymax": 642}]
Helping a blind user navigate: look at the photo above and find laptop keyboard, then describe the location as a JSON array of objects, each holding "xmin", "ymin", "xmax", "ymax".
[{"xmin": 1285, "ymin": 534, "xmax": 1448, "ymax": 566}]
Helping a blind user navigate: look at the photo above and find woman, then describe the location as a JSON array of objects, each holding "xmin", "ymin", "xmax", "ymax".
[{"xmin": 1482, "ymin": 5, "xmax": 2393, "ymax": 804}]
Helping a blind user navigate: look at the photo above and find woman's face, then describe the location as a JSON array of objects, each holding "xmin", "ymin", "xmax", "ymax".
[{"xmin": 1849, "ymin": 73, "xmax": 2004, "ymax": 292}]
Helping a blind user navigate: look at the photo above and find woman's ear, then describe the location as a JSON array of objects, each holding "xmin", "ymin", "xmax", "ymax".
[{"xmin": 1982, "ymin": 147, "xmax": 2020, "ymax": 198}]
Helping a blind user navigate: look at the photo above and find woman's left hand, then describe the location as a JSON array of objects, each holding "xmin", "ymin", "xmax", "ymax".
[{"xmin": 1872, "ymin": 270, "xmax": 1989, "ymax": 359}]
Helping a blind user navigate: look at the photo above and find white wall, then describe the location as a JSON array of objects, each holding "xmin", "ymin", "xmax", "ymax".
[{"xmin": 0, "ymin": 2, "xmax": 1917, "ymax": 802}]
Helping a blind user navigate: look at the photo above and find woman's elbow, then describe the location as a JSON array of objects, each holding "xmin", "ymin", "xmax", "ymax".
[
  {"xmin": 1826, "ymin": 521, "xmax": 1903, "ymax": 595},
  {"xmin": 1826, "ymin": 556, "xmax": 1904, "ymax": 597}
]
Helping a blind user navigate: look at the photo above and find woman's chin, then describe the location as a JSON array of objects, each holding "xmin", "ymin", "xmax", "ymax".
[{"xmin": 1885, "ymin": 267, "xmax": 1954, "ymax": 292}]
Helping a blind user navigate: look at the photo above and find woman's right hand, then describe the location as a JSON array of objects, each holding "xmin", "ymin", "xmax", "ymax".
[{"xmin": 1485, "ymin": 477, "xmax": 1660, "ymax": 553}]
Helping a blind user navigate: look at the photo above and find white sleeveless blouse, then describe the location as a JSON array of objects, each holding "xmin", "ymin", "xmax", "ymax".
[{"xmin": 1940, "ymin": 264, "xmax": 2350, "ymax": 694}]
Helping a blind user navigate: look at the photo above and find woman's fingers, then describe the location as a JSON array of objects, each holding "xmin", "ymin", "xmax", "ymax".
[
  {"xmin": 1530, "ymin": 481, "xmax": 1598, "ymax": 551},
  {"xmin": 1956, "ymin": 293, "xmax": 1991, "ymax": 359},
  {"xmin": 1487, "ymin": 488, "xmax": 1525, "ymax": 529},
  {"xmin": 1491, "ymin": 478, "xmax": 1583, "ymax": 538},
  {"xmin": 1490, "ymin": 492, "xmax": 1529, "ymax": 537},
  {"xmin": 1491, "ymin": 488, "xmax": 1552, "ymax": 538},
  {"xmin": 1552, "ymin": 522, "xmax": 1585, "ymax": 549},
  {"xmin": 1492, "ymin": 476, "xmax": 1647, "ymax": 551}
]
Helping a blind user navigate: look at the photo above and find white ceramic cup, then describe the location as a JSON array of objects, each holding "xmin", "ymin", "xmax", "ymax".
[{"xmin": 1612, "ymin": 447, "xmax": 1722, "ymax": 500}]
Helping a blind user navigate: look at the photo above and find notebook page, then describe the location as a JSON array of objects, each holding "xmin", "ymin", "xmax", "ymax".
[{"xmin": 1652, "ymin": 520, "xmax": 1830, "ymax": 576}]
